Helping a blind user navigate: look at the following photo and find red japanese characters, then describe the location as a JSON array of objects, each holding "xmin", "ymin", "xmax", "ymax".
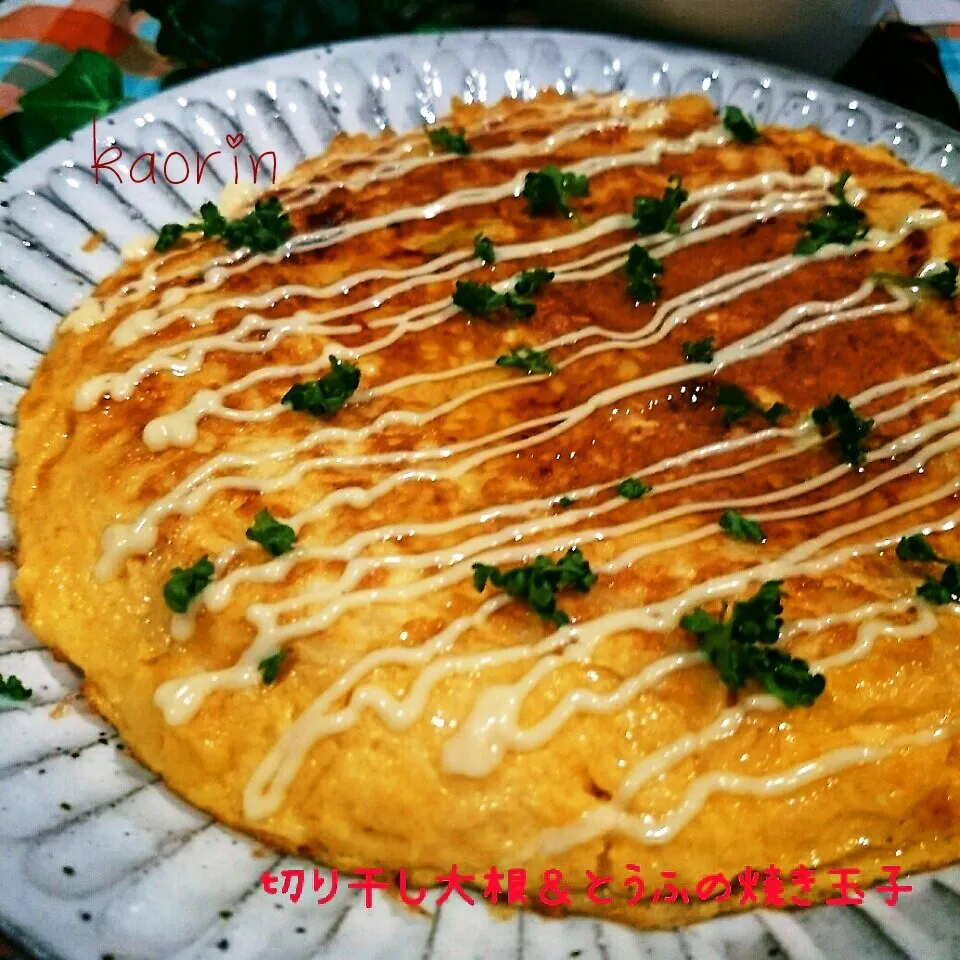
[{"xmin": 259, "ymin": 864, "xmax": 912, "ymax": 910}]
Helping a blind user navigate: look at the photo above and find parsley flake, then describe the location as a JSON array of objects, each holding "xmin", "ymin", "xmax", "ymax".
[
  {"xmin": 895, "ymin": 534, "xmax": 960, "ymax": 604},
  {"xmin": 811, "ymin": 394, "xmax": 874, "ymax": 466},
  {"xmin": 625, "ymin": 245, "xmax": 664, "ymax": 302},
  {"xmin": 258, "ymin": 650, "xmax": 287, "ymax": 685},
  {"xmin": 795, "ymin": 172, "xmax": 868, "ymax": 255},
  {"xmin": 496, "ymin": 345, "xmax": 556, "ymax": 375},
  {"xmin": 453, "ymin": 268, "xmax": 554, "ymax": 319},
  {"xmin": 472, "ymin": 548, "xmax": 597, "ymax": 627},
  {"xmin": 474, "ymin": 233, "xmax": 496, "ymax": 264},
  {"xmin": 872, "ymin": 260, "xmax": 959, "ymax": 299},
  {"xmin": 680, "ymin": 581, "xmax": 825, "ymax": 707},
  {"xmin": 617, "ymin": 478, "xmax": 652, "ymax": 500},
  {"xmin": 427, "ymin": 126, "xmax": 470, "ymax": 155},
  {"xmin": 632, "ymin": 176, "xmax": 688, "ymax": 235},
  {"xmin": 163, "ymin": 555, "xmax": 214, "ymax": 613},
  {"xmin": 555, "ymin": 496, "xmax": 575, "ymax": 509},
  {"xmin": 282, "ymin": 356, "xmax": 360, "ymax": 417},
  {"xmin": 246, "ymin": 509, "xmax": 297, "ymax": 556},
  {"xmin": 722, "ymin": 105, "xmax": 760, "ymax": 143},
  {"xmin": 917, "ymin": 565, "xmax": 960, "ymax": 605},
  {"xmin": 683, "ymin": 337, "xmax": 715, "ymax": 363},
  {"xmin": 719, "ymin": 509, "xmax": 765, "ymax": 543},
  {"xmin": 522, "ymin": 166, "xmax": 589, "ymax": 218},
  {"xmin": 155, "ymin": 198, "xmax": 292, "ymax": 254},
  {"xmin": 717, "ymin": 384, "xmax": 789, "ymax": 427},
  {"xmin": 896, "ymin": 533, "xmax": 951, "ymax": 564},
  {"xmin": 0, "ymin": 673, "xmax": 31, "ymax": 701}
]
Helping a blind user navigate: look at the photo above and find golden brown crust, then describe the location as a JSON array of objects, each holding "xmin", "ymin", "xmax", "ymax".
[{"xmin": 11, "ymin": 91, "xmax": 960, "ymax": 927}]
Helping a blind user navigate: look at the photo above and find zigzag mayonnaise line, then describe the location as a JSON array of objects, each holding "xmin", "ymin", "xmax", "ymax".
[
  {"xmin": 241, "ymin": 500, "xmax": 960, "ymax": 819},
  {"xmin": 153, "ymin": 411, "xmax": 960, "ymax": 729}
]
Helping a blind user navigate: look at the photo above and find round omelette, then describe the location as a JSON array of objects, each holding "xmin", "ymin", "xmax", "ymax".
[{"xmin": 11, "ymin": 90, "xmax": 960, "ymax": 927}]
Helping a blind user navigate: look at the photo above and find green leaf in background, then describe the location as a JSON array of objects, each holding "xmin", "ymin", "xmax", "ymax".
[
  {"xmin": 19, "ymin": 49, "xmax": 125, "ymax": 136},
  {"xmin": 0, "ymin": 49, "xmax": 125, "ymax": 177}
]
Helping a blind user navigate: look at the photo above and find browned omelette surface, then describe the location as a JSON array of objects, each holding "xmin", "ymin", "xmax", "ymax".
[{"xmin": 11, "ymin": 92, "xmax": 960, "ymax": 927}]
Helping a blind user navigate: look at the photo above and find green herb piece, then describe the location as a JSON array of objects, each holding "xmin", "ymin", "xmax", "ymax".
[
  {"xmin": 632, "ymin": 175, "xmax": 689, "ymax": 235},
  {"xmin": 513, "ymin": 267, "xmax": 554, "ymax": 297},
  {"xmin": 246, "ymin": 509, "xmax": 297, "ymax": 556},
  {"xmin": 282, "ymin": 356, "xmax": 360, "ymax": 417},
  {"xmin": 496, "ymin": 345, "xmax": 556, "ymax": 375},
  {"xmin": 683, "ymin": 336, "xmax": 715, "ymax": 363},
  {"xmin": 556, "ymin": 496, "xmax": 575, "ymax": 508},
  {"xmin": 0, "ymin": 674, "xmax": 31, "ymax": 701},
  {"xmin": 716, "ymin": 384, "xmax": 789, "ymax": 427},
  {"xmin": 680, "ymin": 581, "xmax": 825, "ymax": 707},
  {"xmin": 625, "ymin": 245, "xmax": 665, "ymax": 302},
  {"xmin": 522, "ymin": 165, "xmax": 590, "ymax": 218},
  {"xmin": 427, "ymin": 126, "xmax": 470, "ymax": 155},
  {"xmin": 163, "ymin": 556, "xmax": 215, "ymax": 613},
  {"xmin": 811, "ymin": 394, "xmax": 874, "ymax": 466},
  {"xmin": 896, "ymin": 533, "xmax": 951, "ymax": 564},
  {"xmin": 155, "ymin": 197, "xmax": 292, "ymax": 253},
  {"xmin": 917, "ymin": 565, "xmax": 960, "ymax": 605},
  {"xmin": 722, "ymin": 105, "xmax": 760, "ymax": 143},
  {"xmin": 154, "ymin": 223, "xmax": 186, "ymax": 253},
  {"xmin": 719, "ymin": 509, "xmax": 765, "ymax": 543},
  {"xmin": 472, "ymin": 547, "xmax": 597, "ymax": 627},
  {"xmin": 474, "ymin": 233, "xmax": 496, "ymax": 264},
  {"xmin": 617, "ymin": 478, "xmax": 652, "ymax": 500},
  {"xmin": 452, "ymin": 280, "xmax": 506, "ymax": 316},
  {"xmin": 872, "ymin": 260, "xmax": 959, "ymax": 299},
  {"xmin": 258, "ymin": 650, "xmax": 287, "ymax": 684},
  {"xmin": 453, "ymin": 268, "xmax": 553, "ymax": 319},
  {"xmin": 894, "ymin": 533, "xmax": 960, "ymax": 604},
  {"xmin": 795, "ymin": 171, "xmax": 868, "ymax": 255}
]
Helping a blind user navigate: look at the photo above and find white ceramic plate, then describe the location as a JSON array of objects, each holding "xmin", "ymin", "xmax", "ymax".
[{"xmin": 1, "ymin": 27, "xmax": 960, "ymax": 960}]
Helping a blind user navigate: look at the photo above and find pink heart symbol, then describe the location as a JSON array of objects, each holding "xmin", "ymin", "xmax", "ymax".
[{"xmin": 225, "ymin": 133, "xmax": 244, "ymax": 149}]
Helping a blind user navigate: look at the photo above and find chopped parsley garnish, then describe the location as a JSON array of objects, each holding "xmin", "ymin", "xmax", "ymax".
[
  {"xmin": 716, "ymin": 384, "xmax": 789, "ymax": 427},
  {"xmin": 427, "ymin": 126, "xmax": 470, "ymax": 155},
  {"xmin": 917, "ymin": 565, "xmax": 960, "ymax": 605},
  {"xmin": 163, "ymin": 555, "xmax": 214, "ymax": 613},
  {"xmin": 496, "ymin": 344, "xmax": 556, "ymax": 375},
  {"xmin": 632, "ymin": 175, "xmax": 688, "ymax": 235},
  {"xmin": 522, "ymin": 166, "xmax": 589, "ymax": 218},
  {"xmin": 617, "ymin": 478, "xmax": 652, "ymax": 500},
  {"xmin": 794, "ymin": 171, "xmax": 868, "ymax": 255},
  {"xmin": 895, "ymin": 533, "xmax": 960, "ymax": 605},
  {"xmin": 0, "ymin": 673, "xmax": 31, "ymax": 701},
  {"xmin": 453, "ymin": 268, "xmax": 554, "ymax": 319},
  {"xmin": 258, "ymin": 650, "xmax": 287, "ymax": 685},
  {"xmin": 625, "ymin": 245, "xmax": 664, "ymax": 302},
  {"xmin": 513, "ymin": 266, "xmax": 554, "ymax": 297},
  {"xmin": 719, "ymin": 509, "xmax": 765, "ymax": 543},
  {"xmin": 680, "ymin": 581, "xmax": 825, "ymax": 707},
  {"xmin": 155, "ymin": 197, "xmax": 292, "ymax": 254},
  {"xmin": 896, "ymin": 533, "xmax": 951, "ymax": 564},
  {"xmin": 281, "ymin": 356, "xmax": 360, "ymax": 417},
  {"xmin": 722, "ymin": 105, "xmax": 760, "ymax": 143},
  {"xmin": 472, "ymin": 547, "xmax": 597, "ymax": 627},
  {"xmin": 246, "ymin": 509, "xmax": 297, "ymax": 556},
  {"xmin": 683, "ymin": 336, "xmax": 715, "ymax": 363},
  {"xmin": 556, "ymin": 496, "xmax": 575, "ymax": 508},
  {"xmin": 811, "ymin": 394, "xmax": 874, "ymax": 466},
  {"xmin": 872, "ymin": 260, "xmax": 959, "ymax": 299},
  {"xmin": 474, "ymin": 233, "xmax": 496, "ymax": 264}
]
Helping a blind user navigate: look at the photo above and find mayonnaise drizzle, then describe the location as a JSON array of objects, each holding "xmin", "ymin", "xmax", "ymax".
[
  {"xmin": 67, "ymin": 93, "xmax": 960, "ymax": 844},
  {"xmin": 240, "ymin": 503, "xmax": 960, "ymax": 820}
]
